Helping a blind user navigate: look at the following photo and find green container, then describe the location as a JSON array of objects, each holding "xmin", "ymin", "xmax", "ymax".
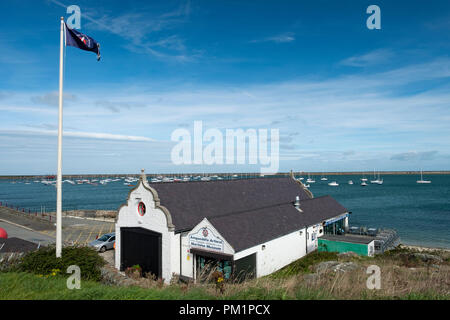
[{"xmin": 318, "ymin": 238, "xmax": 369, "ymax": 256}]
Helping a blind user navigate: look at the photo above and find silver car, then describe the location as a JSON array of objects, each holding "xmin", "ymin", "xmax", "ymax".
[{"xmin": 88, "ymin": 232, "xmax": 115, "ymax": 252}]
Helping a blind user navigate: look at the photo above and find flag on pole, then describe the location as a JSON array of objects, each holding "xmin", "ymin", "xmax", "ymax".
[{"xmin": 65, "ymin": 23, "xmax": 101, "ymax": 61}]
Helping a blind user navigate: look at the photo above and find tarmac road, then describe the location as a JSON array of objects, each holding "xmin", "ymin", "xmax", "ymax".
[
  {"xmin": 0, "ymin": 221, "xmax": 54, "ymax": 246},
  {"xmin": 0, "ymin": 206, "xmax": 115, "ymax": 247}
]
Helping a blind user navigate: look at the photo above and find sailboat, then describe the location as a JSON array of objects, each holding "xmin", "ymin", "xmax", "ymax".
[
  {"xmin": 361, "ymin": 172, "xmax": 368, "ymax": 182},
  {"xmin": 320, "ymin": 172, "xmax": 328, "ymax": 181},
  {"xmin": 416, "ymin": 170, "xmax": 431, "ymax": 184},
  {"xmin": 370, "ymin": 170, "xmax": 383, "ymax": 184},
  {"xmin": 306, "ymin": 173, "xmax": 315, "ymax": 184}
]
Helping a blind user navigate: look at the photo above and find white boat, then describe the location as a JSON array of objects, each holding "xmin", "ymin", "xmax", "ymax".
[
  {"xmin": 416, "ymin": 170, "xmax": 431, "ymax": 184},
  {"xmin": 348, "ymin": 180, "xmax": 354, "ymax": 185},
  {"xmin": 320, "ymin": 177, "xmax": 328, "ymax": 181},
  {"xmin": 306, "ymin": 173, "xmax": 315, "ymax": 183},
  {"xmin": 304, "ymin": 184, "xmax": 310, "ymax": 188},
  {"xmin": 328, "ymin": 181, "xmax": 339, "ymax": 186},
  {"xmin": 361, "ymin": 181, "xmax": 367, "ymax": 186},
  {"xmin": 370, "ymin": 170, "xmax": 383, "ymax": 184}
]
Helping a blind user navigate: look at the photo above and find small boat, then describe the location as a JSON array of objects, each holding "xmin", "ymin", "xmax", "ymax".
[
  {"xmin": 416, "ymin": 170, "xmax": 431, "ymax": 184},
  {"xmin": 348, "ymin": 180, "xmax": 354, "ymax": 185},
  {"xmin": 361, "ymin": 181, "xmax": 367, "ymax": 186},
  {"xmin": 361, "ymin": 173, "xmax": 368, "ymax": 182},
  {"xmin": 328, "ymin": 181, "xmax": 339, "ymax": 186},
  {"xmin": 306, "ymin": 173, "xmax": 315, "ymax": 183},
  {"xmin": 370, "ymin": 170, "xmax": 383, "ymax": 184},
  {"xmin": 304, "ymin": 184, "xmax": 310, "ymax": 188}
]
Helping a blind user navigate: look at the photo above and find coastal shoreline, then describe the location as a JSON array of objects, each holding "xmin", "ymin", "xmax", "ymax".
[{"xmin": 1, "ymin": 171, "xmax": 450, "ymax": 180}]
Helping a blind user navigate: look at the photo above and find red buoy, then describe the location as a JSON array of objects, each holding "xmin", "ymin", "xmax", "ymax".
[{"xmin": 0, "ymin": 227, "xmax": 8, "ymax": 239}]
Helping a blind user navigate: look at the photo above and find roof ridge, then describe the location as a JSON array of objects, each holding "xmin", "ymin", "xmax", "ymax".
[
  {"xmin": 149, "ymin": 176, "xmax": 293, "ymax": 185},
  {"xmin": 208, "ymin": 201, "xmax": 296, "ymax": 221}
]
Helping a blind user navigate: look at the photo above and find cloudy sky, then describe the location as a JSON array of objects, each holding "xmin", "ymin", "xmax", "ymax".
[{"xmin": 0, "ymin": 0, "xmax": 449, "ymax": 174}]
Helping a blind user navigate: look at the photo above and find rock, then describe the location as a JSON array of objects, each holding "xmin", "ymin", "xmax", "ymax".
[
  {"xmin": 314, "ymin": 261, "xmax": 340, "ymax": 273},
  {"xmin": 314, "ymin": 261, "xmax": 360, "ymax": 274},
  {"xmin": 338, "ymin": 251, "xmax": 360, "ymax": 259},
  {"xmin": 413, "ymin": 253, "xmax": 443, "ymax": 263},
  {"xmin": 334, "ymin": 262, "xmax": 359, "ymax": 273},
  {"xmin": 100, "ymin": 264, "xmax": 139, "ymax": 287},
  {"xmin": 302, "ymin": 273, "xmax": 318, "ymax": 284}
]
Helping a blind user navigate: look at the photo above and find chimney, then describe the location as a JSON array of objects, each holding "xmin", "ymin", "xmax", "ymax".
[{"xmin": 294, "ymin": 196, "xmax": 303, "ymax": 212}]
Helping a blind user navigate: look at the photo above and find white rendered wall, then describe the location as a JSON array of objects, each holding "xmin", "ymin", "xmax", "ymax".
[
  {"xmin": 114, "ymin": 181, "xmax": 177, "ymax": 284},
  {"xmin": 234, "ymin": 227, "xmax": 308, "ymax": 277},
  {"xmin": 368, "ymin": 240, "xmax": 375, "ymax": 257}
]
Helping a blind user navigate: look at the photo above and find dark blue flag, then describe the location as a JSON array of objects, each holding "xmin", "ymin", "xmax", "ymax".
[{"xmin": 65, "ymin": 23, "xmax": 101, "ymax": 61}]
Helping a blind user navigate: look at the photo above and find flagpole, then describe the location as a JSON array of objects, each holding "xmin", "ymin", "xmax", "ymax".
[{"xmin": 56, "ymin": 16, "xmax": 64, "ymax": 258}]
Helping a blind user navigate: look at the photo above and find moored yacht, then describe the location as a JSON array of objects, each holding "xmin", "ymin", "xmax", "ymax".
[{"xmin": 416, "ymin": 170, "xmax": 431, "ymax": 184}]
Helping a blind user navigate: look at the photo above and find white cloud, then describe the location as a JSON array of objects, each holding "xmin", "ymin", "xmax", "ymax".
[
  {"xmin": 0, "ymin": 129, "xmax": 155, "ymax": 142},
  {"xmin": 251, "ymin": 32, "xmax": 295, "ymax": 43},
  {"xmin": 49, "ymin": 0, "xmax": 193, "ymax": 61},
  {"xmin": 339, "ymin": 49, "xmax": 394, "ymax": 67},
  {"xmin": 2, "ymin": 56, "xmax": 449, "ymax": 172}
]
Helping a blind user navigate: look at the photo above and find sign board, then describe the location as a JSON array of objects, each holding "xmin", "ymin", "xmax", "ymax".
[{"xmin": 189, "ymin": 227, "xmax": 224, "ymax": 252}]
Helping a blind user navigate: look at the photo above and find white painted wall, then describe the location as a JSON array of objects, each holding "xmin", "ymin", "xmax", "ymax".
[
  {"xmin": 234, "ymin": 227, "xmax": 308, "ymax": 277},
  {"xmin": 368, "ymin": 240, "xmax": 375, "ymax": 257},
  {"xmin": 115, "ymin": 181, "xmax": 176, "ymax": 283}
]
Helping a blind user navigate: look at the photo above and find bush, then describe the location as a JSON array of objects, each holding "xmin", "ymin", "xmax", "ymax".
[
  {"xmin": 14, "ymin": 245, "xmax": 106, "ymax": 281},
  {"xmin": 125, "ymin": 264, "xmax": 142, "ymax": 279}
]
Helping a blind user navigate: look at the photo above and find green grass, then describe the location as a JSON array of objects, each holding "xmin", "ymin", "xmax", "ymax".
[
  {"xmin": 0, "ymin": 272, "xmax": 214, "ymax": 300},
  {"xmin": 1, "ymin": 247, "xmax": 448, "ymax": 300}
]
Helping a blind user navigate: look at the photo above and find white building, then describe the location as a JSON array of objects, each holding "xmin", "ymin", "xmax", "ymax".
[{"xmin": 115, "ymin": 171, "xmax": 349, "ymax": 283}]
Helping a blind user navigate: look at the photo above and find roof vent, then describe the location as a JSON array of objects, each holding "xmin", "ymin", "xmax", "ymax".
[{"xmin": 294, "ymin": 196, "xmax": 303, "ymax": 212}]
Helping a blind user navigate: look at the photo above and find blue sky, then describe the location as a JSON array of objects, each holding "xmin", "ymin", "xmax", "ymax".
[{"xmin": 0, "ymin": 0, "xmax": 449, "ymax": 174}]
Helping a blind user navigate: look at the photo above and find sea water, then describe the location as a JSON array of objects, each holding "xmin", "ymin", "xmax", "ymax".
[{"xmin": 0, "ymin": 174, "xmax": 449, "ymax": 249}]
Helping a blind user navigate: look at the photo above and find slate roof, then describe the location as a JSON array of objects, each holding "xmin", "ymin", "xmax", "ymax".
[{"xmin": 148, "ymin": 177, "xmax": 348, "ymax": 253}]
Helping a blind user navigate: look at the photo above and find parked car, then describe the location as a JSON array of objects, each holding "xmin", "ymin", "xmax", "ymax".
[{"xmin": 88, "ymin": 232, "xmax": 115, "ymax": 252}]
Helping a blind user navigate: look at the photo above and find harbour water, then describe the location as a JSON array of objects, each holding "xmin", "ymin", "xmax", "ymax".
[{"xmin": 0, "ymin": 174, "xmax": 449, "ymax": 249}]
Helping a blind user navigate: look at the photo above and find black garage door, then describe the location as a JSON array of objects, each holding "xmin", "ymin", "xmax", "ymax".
[{"xmin": 120, "ymin": 227, "xmax": 162, "ymax": 278}]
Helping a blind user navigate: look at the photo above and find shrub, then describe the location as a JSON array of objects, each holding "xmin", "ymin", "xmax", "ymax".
[
  {"xmin": 125, "ymin": 264, "xmax": 142, "ymax": 279},
  {"xmin": 15, "ymin": 245, "xmax": 106, "ymax": 281}
]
